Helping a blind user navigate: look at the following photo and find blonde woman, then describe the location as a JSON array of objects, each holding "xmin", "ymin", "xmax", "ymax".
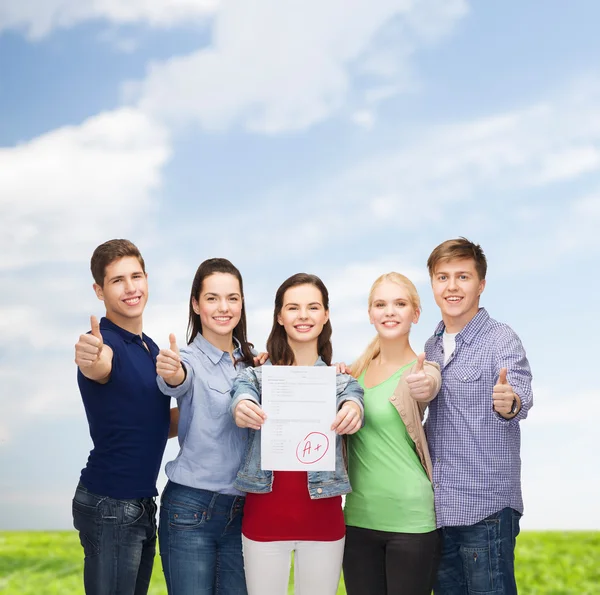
[{"xmin": 343, "ymin": 273, "xmax": 442, "ymax": 595}]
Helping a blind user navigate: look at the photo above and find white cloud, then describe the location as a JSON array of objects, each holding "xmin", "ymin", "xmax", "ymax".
[
  {"xmin": 352, "ymin": 110, "xmax": 376, "ymax": 130},
  {"xmin": 0, "ymin": 107, "xmax": 171, "ymax": 271},
  {"xmin": 0, "ymin": 0, "xmax": 218, "ymax": 39},
  {"xmin": 134, "ymin": 0, "xmax": 468, "ymax": 133}
]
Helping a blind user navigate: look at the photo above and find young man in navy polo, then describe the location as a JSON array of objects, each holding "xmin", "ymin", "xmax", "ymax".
[{"xmin": 73, "ymin": 239, "xmax": 173, "ymax": 595}]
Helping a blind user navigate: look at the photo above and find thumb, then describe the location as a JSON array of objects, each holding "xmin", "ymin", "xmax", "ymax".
[
  {"xmin": 498, "ymin": 368, "xmax": 508, "ymax": 385},
  {"xmin": 90, "ymin": 315, "xmax": 102, "ymax": 340},
  {"xmin": 169, "ymin": 333, "xmax": 179, "ymax": 354},
  {"xmin": 414, "ymin": 353, "xmax": 426, "ymax": 373}
]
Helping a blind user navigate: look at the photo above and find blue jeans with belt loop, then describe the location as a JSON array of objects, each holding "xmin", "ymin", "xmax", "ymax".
[
  {"xmin": 72, "ymin": 481, "xmax": 158, "ymax": 595},
  {"xmin": 159, "ymin": 481, "xmax": 247, "ymax": 595},
  {"xmin": 434, "ymin": 507, "xmax": 522, "ymax": 595}
]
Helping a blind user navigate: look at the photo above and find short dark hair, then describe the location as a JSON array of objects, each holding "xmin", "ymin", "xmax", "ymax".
[
  {"xmin": 427, "ymin": 237, "xmax": 487, "ymax": 280},
  {"xmin": 90, "ymin": 239, "xmax": 145, "ymax": 286},
  {"xmin": 186, "ymin": 258, "xmax": 254, "ymax": 367},
  {"xmin": 266, "ymin": 273, "xmax": 333, "ymax": 366}
]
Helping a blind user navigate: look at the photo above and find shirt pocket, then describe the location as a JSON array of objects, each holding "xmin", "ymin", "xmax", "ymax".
[
  {"xmin": 206, "ymin": 378, "xmax": 233, "ymax": 419},
  {"xmin": 452, "ymin": 366, "xmax": 482, "ymax": 383}
]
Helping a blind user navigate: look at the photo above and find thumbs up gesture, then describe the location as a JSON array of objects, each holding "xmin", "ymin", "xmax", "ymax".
[
  {"xmin": 157, "ymin": 334, "xmax": 185, "ymax": 385},
  {"xmin": 405, "ymin": 353, "xmax": 433, "ymax": 401},
  {"xmin": 492, "ymin": 368, "xmax": 518, "ymax": 417},
  {"xmin": 75, "ymin": 316, "xmax": 104, "ymax": 368}
]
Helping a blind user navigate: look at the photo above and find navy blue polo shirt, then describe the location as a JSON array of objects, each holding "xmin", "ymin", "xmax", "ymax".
[{"xmin": 78, "ymin": 317, "xmax": 170, "ymax": 499}]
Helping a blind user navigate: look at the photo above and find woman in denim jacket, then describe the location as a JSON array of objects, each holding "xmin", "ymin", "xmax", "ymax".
[{"xmin": 231, "ymin": 273, "xmax": 364, "ymax": 595}]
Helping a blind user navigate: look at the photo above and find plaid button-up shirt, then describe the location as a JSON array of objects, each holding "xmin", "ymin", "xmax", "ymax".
[{"xmin": 424, "ymin": 308, "xmax": 533, "ymax": 528}]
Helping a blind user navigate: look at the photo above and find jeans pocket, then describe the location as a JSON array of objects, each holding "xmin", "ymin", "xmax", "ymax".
[
  {"xmin": 73, "ymin": 499, "xmax": 101, "ymax": 557},
  {"xmin": 462, "ymin": 545, "xmax": 495, "ymax": 594},
  {"xmin": 163, "ymin": 501, "xmax": 208, "ymax": 531},
  {"xmin": 120, "ymin": 500, "xmax": 146, "ymax": 526}
]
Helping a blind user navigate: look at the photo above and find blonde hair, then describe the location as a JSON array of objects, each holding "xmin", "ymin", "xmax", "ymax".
[{"xmin": 350, "ymin": 272, "xmax": 421, "ymax": 378}]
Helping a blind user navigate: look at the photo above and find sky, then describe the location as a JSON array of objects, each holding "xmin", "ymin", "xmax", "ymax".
[{"xmin": 0, "ymin": 0, "xmax": 598, "ymax": 531}]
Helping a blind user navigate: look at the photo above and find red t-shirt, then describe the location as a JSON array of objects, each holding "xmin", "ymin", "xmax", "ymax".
[{"xmin": 242, "ymin": 471, "xmax": 345, "ymax": 541}]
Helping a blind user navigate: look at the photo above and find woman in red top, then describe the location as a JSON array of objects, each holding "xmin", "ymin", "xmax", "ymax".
[{"xmin": 232, "ymin": 273, "xmax": 364, "ymax": 595}]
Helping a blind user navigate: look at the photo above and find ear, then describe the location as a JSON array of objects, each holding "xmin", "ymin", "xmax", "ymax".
[
  {"xmin": 323, "ymin": 309, "xmax": 330, "ymax": 324},
  {"xmin": 93, "ymin": 283, "xmax": 104, "ymax": 302},
  {"xmin": 413, "ymin": 308, "xmax": 421, "ymax": 325},
  {"xmin": 277, "ymin": 312, "xmax": 283, "ymax": 326},
  {"xmin": 478, "ymin": 278, "xmax": 486, "ymax": 296},
  {"xmin": 191, "ymin": 297, "xmax": 201, "ymax": 315}
]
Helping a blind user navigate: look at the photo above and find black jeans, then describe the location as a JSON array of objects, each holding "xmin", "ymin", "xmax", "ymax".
[{"xmin": 343, "ymin": 525, "xmax": 441, "ymax": 595}]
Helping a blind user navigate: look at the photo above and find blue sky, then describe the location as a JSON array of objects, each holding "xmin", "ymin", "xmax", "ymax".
[{"xmin": 0, "ymin": 0, "xmax": 598, "ymax": 531}]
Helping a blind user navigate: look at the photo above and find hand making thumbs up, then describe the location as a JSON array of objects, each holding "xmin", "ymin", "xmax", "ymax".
[
  {"xmin": 157, "ymin": 334, "xmax": 185, "ymax": 386},
  {"xmin": 75, "ymin": 315, "xmax": 104, "ymax": 368},
  {"xmin": 405, "ymin": 353, "xmax": 433, "ymax": 401},
  {"xmin": 492, "ymin": 367, "xmax": 519, "ymax": 417}
]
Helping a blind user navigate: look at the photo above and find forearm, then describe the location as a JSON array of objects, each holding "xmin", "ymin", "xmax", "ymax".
[{"xmin": 168, "ymin": 407, "xmax": 179, "ymax": 439}]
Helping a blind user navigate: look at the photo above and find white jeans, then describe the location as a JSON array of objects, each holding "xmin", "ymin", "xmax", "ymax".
[{"xmin": 242, "ymin": 536, "xmax": 345, "ymax": 595}]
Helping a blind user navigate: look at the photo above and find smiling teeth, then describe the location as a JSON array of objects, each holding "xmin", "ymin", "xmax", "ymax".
[{"xmin": 124, "ymin": 297, "xmax": 140, "ymax": 304}]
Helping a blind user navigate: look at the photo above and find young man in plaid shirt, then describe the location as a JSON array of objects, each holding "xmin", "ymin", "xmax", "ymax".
[{"xmin": 424, "ymin": 238, "xmax": 533, "ymax": 595}]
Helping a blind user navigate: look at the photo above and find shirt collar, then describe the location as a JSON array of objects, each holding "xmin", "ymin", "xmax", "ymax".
[
  {"xmin": 100, "ymin": 316, "xmax": 147, "ymax": 344},
  {"xmin": 433, "ymin": 308, "xmax": 490, "ymax": 344},
  {"xmin": 193, "ymin": 332, "xmax": 242, "ymax": 364}
]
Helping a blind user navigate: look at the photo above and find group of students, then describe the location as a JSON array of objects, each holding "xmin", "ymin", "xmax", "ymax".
[{"xmin": 72, "ymin": 236, "xmax": 532, "ymax": 595}]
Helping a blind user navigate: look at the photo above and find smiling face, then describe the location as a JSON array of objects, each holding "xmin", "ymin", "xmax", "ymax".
[
  {"xmin": 93, "ymin": 256, "xmax": 148, "ymax": 329},
  {"xmin": 369, "ymin": 279, "xmax": 420, "ymax": 340},
  {"xmin": 192, "ymin": 272, "xmax": 243, "ymax": 345},
  {"xmin": 431, "ymin": 258, "xmax": 486, "ymax": 332},
  {"xmin": 277, "ymin": 283, "xmax": 329, "ymax": 349}
]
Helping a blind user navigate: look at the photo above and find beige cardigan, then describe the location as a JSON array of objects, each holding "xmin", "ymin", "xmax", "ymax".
[{"xmin": 389, "ymin": 360, "xmax": 441, "ymax": 481}]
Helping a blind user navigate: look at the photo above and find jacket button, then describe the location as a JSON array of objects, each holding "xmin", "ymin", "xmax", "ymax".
[
  {"xmin": 317, "ymin": 488, "xmax": 323, "ymax": 494},
  {"xmin": 391, "ymin": 396, "xmax": 396, "ymax": 401}
]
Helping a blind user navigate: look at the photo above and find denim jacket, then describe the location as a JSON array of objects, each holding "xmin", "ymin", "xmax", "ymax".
[{"xmin": 230, "ymin": 358, "xmax": 364, "ymax": 499}]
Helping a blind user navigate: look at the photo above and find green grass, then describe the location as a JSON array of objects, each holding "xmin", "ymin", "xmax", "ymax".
[{"xmin": 0, "ymin": 531, "xmax": 598, "ymax": 594}]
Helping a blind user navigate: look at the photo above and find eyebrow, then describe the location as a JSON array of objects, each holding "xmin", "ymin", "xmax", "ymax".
[
  {"xmin": 107, "ymin": 271, "xmax": 144, "ymax": 282},
  {"xmin": 204, "ymin": 292, "xmax": 241, "ymax": 297},
  {"xmin": 435, "ymin": 270, "xmax": 472, "ymax": 275},
  {"xmin": 284, "ymin": 302, "xmax": 323, "ymax": 307}
]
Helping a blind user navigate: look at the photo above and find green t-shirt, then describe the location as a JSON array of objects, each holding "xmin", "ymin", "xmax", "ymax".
[{"xmin": 344, "ymin": 363, "xmax": 436, "ymax": 533}]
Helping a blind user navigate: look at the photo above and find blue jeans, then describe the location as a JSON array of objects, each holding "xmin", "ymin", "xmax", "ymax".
[
  {"xmin": 72, "ymin": 482, "xmax": 158, "ymax": 595},
  {"xmin": 158, "ymin": 481, "xmax": 247, "ymax": 595},
  {"xmin": 434, "ymin": 507, "xmax": 521, "ymax": 595}
]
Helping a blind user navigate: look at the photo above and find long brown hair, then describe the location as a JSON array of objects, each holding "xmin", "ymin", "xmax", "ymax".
[
  {"xmin": 186, "ymin": 258, "xmax": 254, "ymax": 367},
  {"xmin": 266, "ymin": 273, "xmax": 333, "ymax": 366}
]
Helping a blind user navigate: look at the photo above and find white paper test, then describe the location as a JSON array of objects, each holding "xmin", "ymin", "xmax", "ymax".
[{"xmin": 260, "ymin": 365, "xmax": 337, "ymax": 471}]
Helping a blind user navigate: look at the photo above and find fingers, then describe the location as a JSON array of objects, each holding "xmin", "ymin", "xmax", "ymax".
[
  {"xmin": 157, "ymin": 334, "xmax": 182, "ymax": 379},
  {"xmin": 253, "ymin": 352, "xmax": 269, "ymax": 366},
  {"xmin": 234, "ymin": 400, "xmax": 266, "ymax": 430},
  {"xmin": 90, "ymin": 315, "xmax": 102, "ymax": 340},
  {"xmin": 413, "ymin": 353, "xmax": 426, "ymax": 373},
  {"xmin": 331, "ymin": 402, "xmax": 362, "ymax": 435},
  {"xmin": 75, "ymin": 320, "xmax": 103, "ymax": 368},
  {"xmin": 334, "ymin": 362, "xmax": 350, "ymax": 375},
  {"xmin": 169, "ymin": 333, "xmax": 179, "ymax": 355},
  {"xmin": 498, "ymin": 368, "xmax": 508, "ymax": 385}
]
